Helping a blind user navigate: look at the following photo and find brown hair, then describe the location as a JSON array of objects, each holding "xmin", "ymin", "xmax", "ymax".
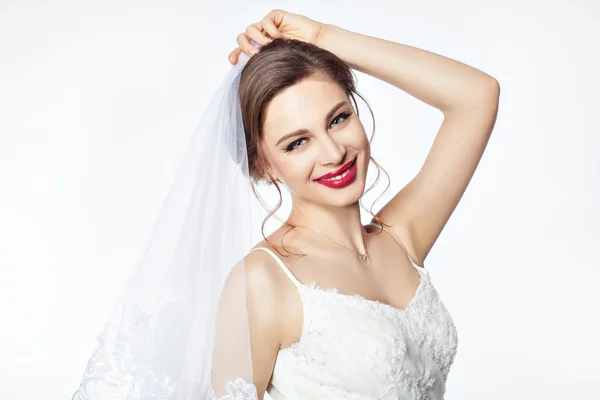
[{"xmin": 238, "ymin": 38, "xmax": 392, "ymax": 257}]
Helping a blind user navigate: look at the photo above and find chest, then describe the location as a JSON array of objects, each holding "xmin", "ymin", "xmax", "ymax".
[
  {"xmin": 286, "ymin": 248, "xmax": 423, "ymax": 315},
  {"xmin": 272, "ymin": 277, "xmax": 459, "ymax": 399}
]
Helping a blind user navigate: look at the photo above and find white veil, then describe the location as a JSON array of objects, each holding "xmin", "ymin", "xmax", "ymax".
[{"xmin": 72, "ymin": 47, "xmax": 263, "ymax": 399}]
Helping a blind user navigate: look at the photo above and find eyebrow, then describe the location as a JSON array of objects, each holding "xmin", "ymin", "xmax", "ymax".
[{"xmin": 274, "ymin": 100, "xmax": 348, "ymax": 147}]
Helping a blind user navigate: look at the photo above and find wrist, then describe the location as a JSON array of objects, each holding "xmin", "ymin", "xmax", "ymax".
[{"xmin": 314, "ymin": 23, "xmax": 335, "ymax": 48}]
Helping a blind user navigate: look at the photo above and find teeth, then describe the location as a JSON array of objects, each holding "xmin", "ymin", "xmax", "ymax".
[{"xmin": 322, "ymin": 166, "xmax": 351, "ymax": 181}]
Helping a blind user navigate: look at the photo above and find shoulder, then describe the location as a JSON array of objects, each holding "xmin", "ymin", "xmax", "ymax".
[
  {"xmin": 367, "ymin": 220, "xmax": 424, "ymax": 267},
  {"xmin": 244, "ymin": 229, "xmax": 296, "ymax": 288},
  {"xmin": 212, "ymin": 246, "xmax": 286, "ymax": 397},
  {"xmin": 243, "ymin": 247, "xmax": 282, "ymax": 293},
  {"xmin": 241, "ymin": 245, "xmax": 287, "ymax": 331}
]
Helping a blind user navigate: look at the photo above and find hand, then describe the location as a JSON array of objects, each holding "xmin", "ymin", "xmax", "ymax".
[{"xmin": 228, "ymin": 9, "xmax": 325, "ymax": 65}]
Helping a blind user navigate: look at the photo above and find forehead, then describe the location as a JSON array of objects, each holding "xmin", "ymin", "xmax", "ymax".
[{"xmin": 262, "ymin": 75, "xmax": 348, "ymax": 141}]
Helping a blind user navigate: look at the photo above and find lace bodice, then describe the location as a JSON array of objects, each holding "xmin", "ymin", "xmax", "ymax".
[{"xmin": 255, "ymin": 242, "xmax": 459, "ymax": 400}]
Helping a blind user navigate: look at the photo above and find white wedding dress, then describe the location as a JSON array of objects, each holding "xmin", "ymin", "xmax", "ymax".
[{"xmin": 245, "ymin": 224, "xmax": 459, "ymax": 400}]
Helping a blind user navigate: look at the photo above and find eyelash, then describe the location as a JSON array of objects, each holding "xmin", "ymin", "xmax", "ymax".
[{"xmin": 284, "ymin": 111, "xmax": 353, "ymax": 153}]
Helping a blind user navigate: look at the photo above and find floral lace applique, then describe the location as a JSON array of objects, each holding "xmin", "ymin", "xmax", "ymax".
[
  {"xmin": 73, "ymin": 300, "xmax": 260, "ymax": 400},
  {"xmin": 268, "ymin": 268, "xmax": 458, "ymax": 399},
  {"xmin": 72, "ymin": 301, "xmax": 177, "ymax": 400},
  {"xmin": 208, "ymin": 378, "xmax": 258, "ymax": 400}
]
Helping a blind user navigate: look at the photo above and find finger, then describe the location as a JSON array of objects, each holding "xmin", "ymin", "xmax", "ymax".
[
  {"xmin": 245, "ymin": 22, "xmax": 272, "ymax": 46},
  {"xmin": 236, "ymin": 32, "xmax": 255, "ymax": 58},
  {"xmin": 260, "ymin": 17, "xmax": 284, "ymax": 40},
  {"xmin": 228, "ymin": 47, "xmax": 242, "ymax": 64},
  {"xmin": 265, "ymin": 9, "xmax": 286, "ymax": 29}
]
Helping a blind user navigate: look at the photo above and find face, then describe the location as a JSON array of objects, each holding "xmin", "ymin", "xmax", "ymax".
[{"xmin": 261, "ymin": 74, "xmax": 370, "ymax": 208}]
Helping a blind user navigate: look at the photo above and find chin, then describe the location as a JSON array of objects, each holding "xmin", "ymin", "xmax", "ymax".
[{"xmin": 314, "ymin": 177, "xmax": 367, "ymax": 208}]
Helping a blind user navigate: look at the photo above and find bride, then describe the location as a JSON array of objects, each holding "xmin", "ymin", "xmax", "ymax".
[{"xmin": 73, "ymin": 9, "xmax": 499, "ymax": 400}]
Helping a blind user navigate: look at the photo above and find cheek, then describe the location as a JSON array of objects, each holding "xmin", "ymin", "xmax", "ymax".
[
  {"xmin": 349, "ymin": 120, "xmax": 369, "ymax": 145},
  {"xmin": 279, "ymin": 159, "xmax": 314, "ymax": 182},
  {"xmin": 350, "ymin": 128, "xmax": 370, "ymax": 159},
  {"xmin": 353, "ymin": 128, "xmax": 371, "ymax": 172}
]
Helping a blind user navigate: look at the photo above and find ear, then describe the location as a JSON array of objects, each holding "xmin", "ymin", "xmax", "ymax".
[
  {"xmin": 262, "ymin": 164, "xmax": 281, "ymax": 184},
  {"xmin": 266, "ymin": 174, "xmax": 281, "ymax": 184}
]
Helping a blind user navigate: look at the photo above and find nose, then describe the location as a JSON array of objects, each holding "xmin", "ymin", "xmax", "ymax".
[{"xmin": 318, "ymin": 134, "xmax": 346, "ymax": 167}]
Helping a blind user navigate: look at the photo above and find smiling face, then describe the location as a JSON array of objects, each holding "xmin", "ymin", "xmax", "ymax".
[{"xmin": 261, "ymin": 73, "xmax": 370, "ymax": 208}]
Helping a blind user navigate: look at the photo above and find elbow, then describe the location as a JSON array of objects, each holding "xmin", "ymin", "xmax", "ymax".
[
  {"xmin": 485, "ymin": 76, "xmax": 500, "ymax": 97},
  {"xmin": 478, "ymin": 76, "xmax": 500, "ymax": 108}
]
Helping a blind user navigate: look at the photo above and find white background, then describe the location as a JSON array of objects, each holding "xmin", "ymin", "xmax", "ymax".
[{"xmin": 1, "ymin": 0, "xmax": 599, "ymax": 399}]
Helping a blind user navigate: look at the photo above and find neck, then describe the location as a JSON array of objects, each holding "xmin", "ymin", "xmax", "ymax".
[{"xmin": 285, "ymin": 198, "xmax": 368, "ymax": 256}]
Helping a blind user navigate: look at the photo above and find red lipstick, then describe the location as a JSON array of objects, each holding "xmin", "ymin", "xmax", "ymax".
[{"xmin": 314, "ymin": 157, "xmax": 357, "ymax": 189}]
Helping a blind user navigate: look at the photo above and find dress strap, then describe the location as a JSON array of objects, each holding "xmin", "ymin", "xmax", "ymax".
[
  {"xmin": 250, "ymin": 247, "xmax": 302, "ymax": 288},
  {"xmin": 366, "ymin": 223, "xmax": 424, "ymax": 270}
]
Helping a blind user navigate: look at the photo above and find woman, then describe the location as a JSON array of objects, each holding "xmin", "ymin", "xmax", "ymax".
[
  {"xmin": 214, "ymin": 9, "xmax": 498, "ymax": 400},
  {"xmin": 73, "ymin": 9, "xmax": 499, "ymax": 400}
]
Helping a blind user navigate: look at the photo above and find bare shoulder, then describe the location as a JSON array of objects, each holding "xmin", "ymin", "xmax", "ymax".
[
  {"xmin": 211, "ymin": 246, "xmax": 285, "ymax": 398},
  {"xmin": 243, "ymin": 245, "xmax": 286, "ymax": 308},
  {"xmin": 240, "ymin": 245, "xmax": 287, "ymax": 397},
  {"xmin": 244, "ymin": 241, "xmax": 305, "ymax": 341}
]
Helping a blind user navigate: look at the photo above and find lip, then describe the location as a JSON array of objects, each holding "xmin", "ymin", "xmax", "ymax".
[
  {"xmin": 314, "ymin": 157, "xmax": 357, "ymax": 189},
  {"xmin": 315, "ymin": 158, "xmax": 356, "ymax": 181}
]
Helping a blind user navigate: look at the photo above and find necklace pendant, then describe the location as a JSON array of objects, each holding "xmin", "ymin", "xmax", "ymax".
[{"xmin": 359, "ymin": 253, "xmax": 368, "ymax": 262}]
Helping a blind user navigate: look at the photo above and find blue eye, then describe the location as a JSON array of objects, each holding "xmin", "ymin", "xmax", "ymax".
[
  {"xmin": 283, "ymin": 111, "xmax": 353, "ymax": 153},
  {"xmin": 331, "ymin": 111, "xmax": 352, "ymax": 127},
  {"xmin": 284, "ymin": 138, "xmax": 307, "ymax": 153}
]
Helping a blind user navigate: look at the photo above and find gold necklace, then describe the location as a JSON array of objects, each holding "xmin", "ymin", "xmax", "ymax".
[{"xmin": 295, "ymin": 225, "xmax": 369, "ymax": 262}]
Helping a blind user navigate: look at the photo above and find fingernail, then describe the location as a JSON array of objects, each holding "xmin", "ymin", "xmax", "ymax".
[{"xmin": 249, "ymin": 48, "xmax": 258, "ymax": 55}]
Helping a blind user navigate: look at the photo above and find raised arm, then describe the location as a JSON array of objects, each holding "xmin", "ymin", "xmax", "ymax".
[{"xmin": 315, "ymin": 24, "xmax": 500, "ymax": 265}]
